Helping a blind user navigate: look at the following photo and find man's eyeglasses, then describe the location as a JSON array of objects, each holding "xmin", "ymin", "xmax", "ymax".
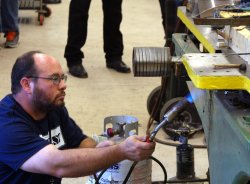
[{"xmin": 27, "ymin": 74, "xmax": 67, "ymax": 85}]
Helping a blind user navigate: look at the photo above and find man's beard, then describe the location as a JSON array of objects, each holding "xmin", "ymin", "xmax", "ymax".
[{"xmin": 32, "ymin": 86, "xmax": 65, "ymax": 112}]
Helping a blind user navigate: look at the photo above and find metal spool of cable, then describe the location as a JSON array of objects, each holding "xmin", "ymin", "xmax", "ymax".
[{"xmin": 132, "ymin": 47, "xmax": 171, "ymax": 77}]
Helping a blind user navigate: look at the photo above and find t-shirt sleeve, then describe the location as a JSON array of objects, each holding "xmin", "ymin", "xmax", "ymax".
[
  {"xmin": 60, "ymin": 107, "xmax": 87, "ymax": 148},
  {"xmin": 0, "ymin": 117, "xmax": 50, "ymax": 171}
]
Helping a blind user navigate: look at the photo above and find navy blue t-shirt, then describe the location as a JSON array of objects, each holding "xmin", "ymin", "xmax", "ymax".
[{"xmin": 0, "ymin": 94, "xmax": 87, "ymax": 184}]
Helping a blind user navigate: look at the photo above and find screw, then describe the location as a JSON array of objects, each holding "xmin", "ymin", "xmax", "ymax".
[{"xmin": 213, "ymin": 63, "xmax": 247, "ymax": 71}]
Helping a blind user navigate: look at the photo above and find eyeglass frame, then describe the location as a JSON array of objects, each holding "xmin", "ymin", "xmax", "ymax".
[{"xmin": 26, "ymin": 74, "xmax": 67, "ymax": 85}]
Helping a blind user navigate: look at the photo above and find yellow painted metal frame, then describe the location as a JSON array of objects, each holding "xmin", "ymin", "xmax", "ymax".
[
  {"xmin": 182, "ymin": 55, "xmax": 250, "ymax": 93},
  {"xmin": 177, "ymin": 7, "xmax": 216, "ymax": 53},
  {"xmin": 177, "ymin": 7, "xmax": 250, "ymax": 92}
]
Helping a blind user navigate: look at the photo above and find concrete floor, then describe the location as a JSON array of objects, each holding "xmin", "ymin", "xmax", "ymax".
[{"xmin": 0, "ymin": 0, "xmax": 208, "ymax": 183}]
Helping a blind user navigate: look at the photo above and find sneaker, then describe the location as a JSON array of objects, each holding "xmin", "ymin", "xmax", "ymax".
[
  {"xmin": 5, "ymin": 32, "xmax": 19, "ymax": 48},
  {"xmin": 106, "ymin": 60, "xmax": 131, "ymax": 73},
  {"xmin": 68, "ymin": 64, "xmax": 88, "ymax": 78}
]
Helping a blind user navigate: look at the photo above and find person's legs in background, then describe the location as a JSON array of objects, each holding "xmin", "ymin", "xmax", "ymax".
[
  {"xmin": 159, "ymin": 0, "xmax": 168, "ymax": 46},
  {"xmin": 159, "ymin": 0, "xmax": 177, "ymax": 47},
  {"xmin": 159, "ymin": 0, "xmax": 185, "ymax": 49},
  {"xmin": 65, "ymin": 0, "xmax": 130, "ymax": 78},
  {"xmin": 64, "ymin": 0, "xmax": 91, "ymax": 78},
  {"xmin": 1, "ymin": 0, "xmax": 19, "ymax": 48},
  {"xmin": 43, "ymin": 0, "xmax": 61, "ymax": 4},
  {"xmin": 103, "ymin": 0, "xmax": 131, "ymax": 73}
]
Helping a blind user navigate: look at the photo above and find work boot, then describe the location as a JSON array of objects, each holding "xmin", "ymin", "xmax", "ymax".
[
  {"xmin": 106, "ymin": 60, "xmax": 131, "ymax": 73},
  {"xmin": 68, "ymin": 64, "xmax": 88, "ymax": 78},
  {"xmin": 5, "ymin": 32, "xmax": 19, "ymax": 48}
]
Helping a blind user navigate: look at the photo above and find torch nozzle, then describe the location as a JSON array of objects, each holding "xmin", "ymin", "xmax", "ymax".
[{"xmin": 148, "ymin": 97, "xmax": 190, "ymax": 142}]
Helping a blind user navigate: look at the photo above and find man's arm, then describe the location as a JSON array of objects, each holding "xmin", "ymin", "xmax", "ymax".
[
  {"xmin": 20, "ymin": 135, "xmax": 155, "ymax": 178},
  {"xmin": 78, "ymin": 136, "xmax": 115, "ymax": 148}
]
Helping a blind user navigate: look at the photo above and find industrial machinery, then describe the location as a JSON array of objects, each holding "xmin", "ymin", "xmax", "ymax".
[
  {"xmin": 179, "ymin": 1, "xmax": 250, "ymax": 182},
  {"xmin": 133, "ymin": 46, "xmax": 203, "ymax": 139},
  {"xmin": 132, "ymin": 0, "xmax": 250, "ymax": 183}
]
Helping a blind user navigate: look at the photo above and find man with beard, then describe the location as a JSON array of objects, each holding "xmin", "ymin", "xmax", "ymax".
[{"xmin": 0, "ymin": 51, "xmax": 155, "ymax": 183}]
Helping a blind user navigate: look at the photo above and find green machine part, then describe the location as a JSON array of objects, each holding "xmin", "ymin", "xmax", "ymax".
[{"xmin": 190, "ymin": 87, "xmax": 250, "ymax": 184}]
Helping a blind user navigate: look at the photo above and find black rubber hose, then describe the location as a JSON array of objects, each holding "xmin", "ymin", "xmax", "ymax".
[
  {"xmin": 152, "ymin": 177, "xmax": 209, "ymax": 183},
  {"xmin": 94, "ymin": 168, "xmax": 107, "ymax": 184},
  {"xmin": 150, "ymin": 156, "xmax": 168, "ymax": 183},
  {"xmin": 166, "ymin": 178, "xmax": 209, "ymax": 183},
  {"xmin": 123, "ymin": 156, "xmax": 167, "ymax": 184},
  {"xmin": 93, "ymin": 173, "xmax": 99, "ymax": 184},
  {"xmin": 122, "ymin": 161, "xmax": 138, "ymax": 184}
]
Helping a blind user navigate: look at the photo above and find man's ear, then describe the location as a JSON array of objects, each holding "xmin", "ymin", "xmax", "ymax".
[{"xmin": 20, "ymin": 77, "xmax": 34, "ymax": 94}]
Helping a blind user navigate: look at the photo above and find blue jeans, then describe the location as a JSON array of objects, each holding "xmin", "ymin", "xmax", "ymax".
[{"xmin": 0, "ymin": 0, "xmax": 19, "ymax": 33}]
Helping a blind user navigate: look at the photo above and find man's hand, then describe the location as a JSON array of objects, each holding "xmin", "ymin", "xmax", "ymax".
[{"xmin": 119, "ymin": 135, "xmax": 155, "ymax": 161}]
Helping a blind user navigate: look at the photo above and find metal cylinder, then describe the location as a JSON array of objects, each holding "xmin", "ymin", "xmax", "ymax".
[
  {"xmin": 87, "ymin": 115, "xmax": 152, "ymax": 184},
  {"xmin": 176, "ymin": 144, "xmax": 195, "ymax": 179},
  {"xmin": 87, "ymin": 159, "xmax": 152, "ymax": 184},
  {"xmin": 132, "ymin": 47, "xmax": 171, "ymax": 77}
]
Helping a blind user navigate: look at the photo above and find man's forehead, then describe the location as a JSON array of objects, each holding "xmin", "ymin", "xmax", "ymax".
[
  {"xmin": 33, "ymin": 53, "xmax": 62, "ymax": 73},
  {"xmin": 34, "ymin": 53, "xmax": 53, "ymax": 62}
]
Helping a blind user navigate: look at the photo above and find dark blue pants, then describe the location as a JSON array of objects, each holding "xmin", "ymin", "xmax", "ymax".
[
  {"xmin": 0, "ymin": 0, "xmax": 19, "ymax": 33},
  {"xmin": 64, "ymin": 0, "xmax": 123, "ymax": 66}
]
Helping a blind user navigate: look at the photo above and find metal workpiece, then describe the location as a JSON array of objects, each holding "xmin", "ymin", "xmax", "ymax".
[
  {"xmin": 132, "ymin": 46, "xmax": 185, "ymax": 77},
  {"xmin": 182, "ymin": 53, "xmax": 250, "ymax": 92},
  {"xmin": 132, "ymin": 47, "xmax": 172, "ymax": 77}
]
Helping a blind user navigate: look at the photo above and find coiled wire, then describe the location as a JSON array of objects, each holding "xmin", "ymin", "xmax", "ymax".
[{"xmin": 132, "ymin": 47, "xmax": 171, "ymax": 77}]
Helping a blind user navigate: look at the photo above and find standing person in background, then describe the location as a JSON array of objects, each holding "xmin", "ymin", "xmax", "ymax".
[
  {"xmin": 0, "ymin": 51, "xmax": 155, "ymax": 183},
  {"xmin": 64, "ymin": 0, "xmax": 131, "ymax": 78},
  {"xmin": 43, "ymin": 0, "xmax": 61, "ymax": 4},
  {"xmin": 159, "ymin": 0, "xmax": 168, "ymax": 46},
  {"xmin": 158, "ymin": 0, "xmax": 185, "ymax": 48},
  {"xmin": 0, "ymin": 0, "xmax": 19, "ymax": 48}
]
